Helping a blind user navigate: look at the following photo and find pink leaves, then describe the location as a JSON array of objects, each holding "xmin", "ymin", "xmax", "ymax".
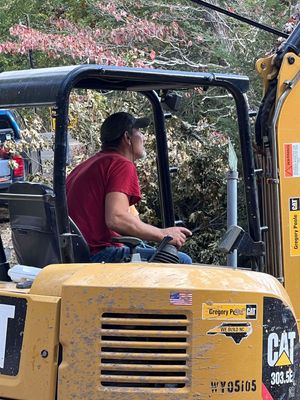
[
  {"xmin": 0, "ymin": 1, "xmax": 188, "ymax": 68},
  {"xmin": 96, "ymin": 3, "xmax": 128, "ymax": 22},
  {"xmin": 150, "ymin": 49, "xmax": 156, "ymax": 60},
  {"xmin": 0, "ymin": 42, "xmax": 19, "ymax": 55},
  {"xmin": 1, "ymin": 19, "xmax": 161, "ymax": 67}
]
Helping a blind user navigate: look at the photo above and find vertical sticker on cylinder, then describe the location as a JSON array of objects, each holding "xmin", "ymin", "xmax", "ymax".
[{"xmin": 289, "ymin": 198, "xmax": 300, "ymax": 256}]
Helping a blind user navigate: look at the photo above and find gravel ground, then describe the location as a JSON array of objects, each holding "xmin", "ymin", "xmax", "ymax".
[{"xmin": 0, "ymin": 208, "xmax": 15, "ymax": 264}]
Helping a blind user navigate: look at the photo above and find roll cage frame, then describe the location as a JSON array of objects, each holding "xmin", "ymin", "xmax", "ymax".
[{"xmin": 0, "ymin": 64, "xmax": 261, "ymax": 265}]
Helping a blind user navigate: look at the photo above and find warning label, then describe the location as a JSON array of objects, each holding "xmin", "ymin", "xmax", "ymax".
[
  {"xmin": 284, "ymin": 143, "xmax": 300, "ymax": 177},
  {"xmin": 202, "ymin": 303, "xmax": 257, "ymax": 320},
  {"xmin": 289, "ymin": 198, "xmax": 300, "ymax": 256}
]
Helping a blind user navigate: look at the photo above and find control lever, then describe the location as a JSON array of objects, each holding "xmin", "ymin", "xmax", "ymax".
[
  {"xmin": 112, "ymin": 236, "xmax": 143, "ymax": 262},
  {"xmin": 148, "ymin": 235, "xmax": 179, "ymax": 264}
]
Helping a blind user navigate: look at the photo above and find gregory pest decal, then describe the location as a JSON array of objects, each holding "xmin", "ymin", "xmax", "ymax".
[
  {"xmin": 202, "ymin": 303, "xmax": 257, "ymax": 320},
  {"xmin": 0, "ymin": 296, "xmax": 27, "ymax": 376},
  {"xmin": 207, "ymin": 322, "xmax": 252, "ymax": 344},
  {"xmin": 262, "ymin": 297, "xmax": 300, "ymax": 399},
  {"xmin": 289, "ymin": 198, "xmax": 300, "ymax": 256}
]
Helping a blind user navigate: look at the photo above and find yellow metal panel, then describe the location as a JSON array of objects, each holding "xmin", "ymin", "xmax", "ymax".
[
  {"xmin": 0, "ymin": 281, "xmax": 31, "ymax": 294},
  {"xmin": 256, "ymin": 55, "xmax": 276, "ymax": 95},
  {"xmin": 55, "ymin": 262, "xmax": 291, "ymax": 399},
  {"xmin": 30, "ymin": 263, "xmax": 88, "ymax": 297},
  {"xmin": 0, "ymin": 291, "xmax": 60, "ymax": 400},
  {"xmin": 275, "ymin": 53, "xmax": 300, "ymax": 321},
  {"xmin": 53, "ymin": 262, "xmax": 290, "ymax": 294}
]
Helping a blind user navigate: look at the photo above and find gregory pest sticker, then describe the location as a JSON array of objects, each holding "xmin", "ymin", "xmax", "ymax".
[
  {"xmin": 289, "ymin": 198, "xmax": 300, "ymax": 256},
  {"xmin": 202, "ymin": 303, "xmax": 257, "ymax": 320}
]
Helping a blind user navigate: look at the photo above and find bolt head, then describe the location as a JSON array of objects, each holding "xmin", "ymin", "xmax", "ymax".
[{"xmin": 41, "ymin": 350, "xmax": 48, "ymax": 358}]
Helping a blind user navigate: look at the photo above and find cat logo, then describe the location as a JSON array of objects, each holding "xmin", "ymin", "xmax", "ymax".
[{"xmin": 267, "ymin": 331, "xmax": 296, "ymax": 367}]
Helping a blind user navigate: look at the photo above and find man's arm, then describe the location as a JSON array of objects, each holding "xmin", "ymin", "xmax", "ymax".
[{"xmin": 105, "ymin": 192, "xmax": 192, "ymax": 248}]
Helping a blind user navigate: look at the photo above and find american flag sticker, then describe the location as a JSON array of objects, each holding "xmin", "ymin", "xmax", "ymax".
[{"xmin": 170, "ymin": 292, "xmax": 192, "ymax": 306}]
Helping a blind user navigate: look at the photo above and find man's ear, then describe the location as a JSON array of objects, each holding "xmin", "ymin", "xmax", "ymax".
[{"xmin": 124, "ymin": 131, "xmax": 131, "ymax": 144}]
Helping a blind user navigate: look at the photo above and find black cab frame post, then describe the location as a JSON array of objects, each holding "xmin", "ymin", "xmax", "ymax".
[
  {"xmin": 225, "ymin": 85, "xmax": 262, "ymax": 244},
  {"xmin": 143, "ymin": 90, "xmax": 175, "ymax": 228},
  {"xmin": 54, "ymin": 94, "xmax": 74, "ymax": 264}
]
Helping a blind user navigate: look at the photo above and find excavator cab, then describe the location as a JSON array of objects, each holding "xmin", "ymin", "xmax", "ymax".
[
  {"xmin": 0, "ymin": 65, "xmax": 261, "ymax": 270},
  {"xmin": 0, "ymin": 64, "xmax": 298, "ymax": 400}
]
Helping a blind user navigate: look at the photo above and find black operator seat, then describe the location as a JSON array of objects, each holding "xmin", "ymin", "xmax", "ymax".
[{"xmin": 7, "ymin": 182, "xmax": 90, "ymax": 268}]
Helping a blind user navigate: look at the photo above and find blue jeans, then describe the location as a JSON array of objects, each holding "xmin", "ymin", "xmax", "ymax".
[{"xmin": 90, "ymin": 244, "xmax": 192, "ymax": 264}]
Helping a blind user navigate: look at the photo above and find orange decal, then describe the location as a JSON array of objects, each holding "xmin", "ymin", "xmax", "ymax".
[{"xmin": 284, "ymin": 144, "xmax": 293, "ymax": 177}]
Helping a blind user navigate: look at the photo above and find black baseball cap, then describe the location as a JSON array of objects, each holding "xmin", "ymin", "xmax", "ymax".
[{"xmin": 100, "ymin": 112, "xmax": 150, "ymax": 143}]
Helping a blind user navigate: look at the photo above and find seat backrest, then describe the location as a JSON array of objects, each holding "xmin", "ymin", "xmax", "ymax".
[{"xmin": 8, "ymin": 182, "xmax": 90, "ymax": 268}]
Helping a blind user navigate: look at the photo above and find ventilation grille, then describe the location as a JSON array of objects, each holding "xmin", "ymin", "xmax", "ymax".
[{"xmin": 100, "ymin": 313, "xmax": 190, "ymax": 388}]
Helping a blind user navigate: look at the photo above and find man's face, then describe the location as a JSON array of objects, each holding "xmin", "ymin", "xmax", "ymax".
[{"xmin": 130, "ymin": 128, "xmax": 146, "ymax": 160}]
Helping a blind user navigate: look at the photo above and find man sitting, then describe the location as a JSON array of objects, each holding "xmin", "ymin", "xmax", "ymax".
[{"xmin": 66, "ymin": 112, "xmax": 192, "ymax": 263}]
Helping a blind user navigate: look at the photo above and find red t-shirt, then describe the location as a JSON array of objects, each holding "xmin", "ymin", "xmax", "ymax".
[{"xmin": 66, "ymin": 151, "xmax": 141, "ymax": 255}]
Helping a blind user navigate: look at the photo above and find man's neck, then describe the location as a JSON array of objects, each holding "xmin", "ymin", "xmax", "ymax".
[
  {"xmin": 102, "ymin": 147, "xmax": 135, "ymax": 163},
  {"xmin": 116, "ymin": 145, "xmax": 136, "ymax": 163}
]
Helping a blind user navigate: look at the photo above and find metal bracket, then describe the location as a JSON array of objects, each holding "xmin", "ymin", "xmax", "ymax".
[{"xmin": 219, "ymin": 225, "xmax": 265, "ymax": 257}]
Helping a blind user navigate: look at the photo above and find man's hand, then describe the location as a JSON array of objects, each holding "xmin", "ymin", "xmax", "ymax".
[
  {"xmin": 161, "ymin": 227, "xmax": 192, "ymax": 248},
  {"xmin": 105, "ymin": 192, "xmax": 192, "ymax": 247}
]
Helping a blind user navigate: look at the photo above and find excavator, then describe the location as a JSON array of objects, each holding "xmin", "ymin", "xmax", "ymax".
[{"xmin": 0, "ymin": 2, "xmax": 299, "ymax": 399}]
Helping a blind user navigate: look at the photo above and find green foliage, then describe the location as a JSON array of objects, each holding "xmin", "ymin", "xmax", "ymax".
[{"xmin": 138, "ymin": 115, "xmax": 229, "ymax": 263}]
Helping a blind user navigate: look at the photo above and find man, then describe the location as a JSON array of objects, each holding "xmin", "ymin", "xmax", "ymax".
[{"xmin": 66, "ymin": 111, "xmax": 192, "ymax": 263}]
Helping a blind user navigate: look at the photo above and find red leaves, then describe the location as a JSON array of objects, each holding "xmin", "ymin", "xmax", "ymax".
[
  {"xmin": 150, "ymin": 49, "xmax": 156, "ymax": 60},
  {"xmin": 97, "ymin": 3, "xmax": 128, "ymax": 21},
  {"xmin": 0, "ymin": 1, "xmax": 188, "ymax": 67}
]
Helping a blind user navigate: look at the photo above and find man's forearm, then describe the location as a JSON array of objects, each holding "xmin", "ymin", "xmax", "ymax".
[{"xmin": 107, "ymin": 212, "xmax": 164, "ymax": 242}]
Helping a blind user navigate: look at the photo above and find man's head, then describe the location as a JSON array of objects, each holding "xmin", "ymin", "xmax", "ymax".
[{"xmin": 101, "ymin": 112, "xmax": 150, "ymax": 160}]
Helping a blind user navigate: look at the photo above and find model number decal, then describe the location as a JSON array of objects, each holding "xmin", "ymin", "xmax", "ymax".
[
  {"xmin": 271, "ymin": 370, "xmax": 294, "ymax": 386},
  {"xmin": 211, "ymin": 379, "xmax": 257, "ymax": 394}
]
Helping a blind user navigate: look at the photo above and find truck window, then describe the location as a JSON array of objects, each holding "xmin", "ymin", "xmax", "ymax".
[{"xmin": 0, "ymin": 117, "xmax": 11, "ymax": 130}]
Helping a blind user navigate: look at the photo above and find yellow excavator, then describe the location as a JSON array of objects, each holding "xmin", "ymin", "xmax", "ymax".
[{"xmin": 0, "ymin": 6, "xmax": 300, "ymax": 400}]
